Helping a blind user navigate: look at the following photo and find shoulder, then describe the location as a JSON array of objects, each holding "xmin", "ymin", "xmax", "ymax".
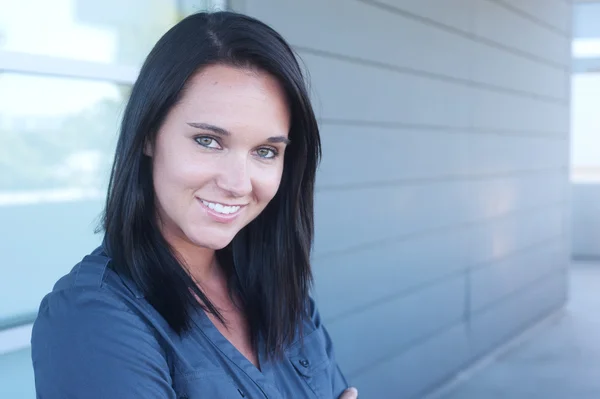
[
  {"xmin": 51, "ymin": 245, "xmax": 143, "ymax": 300},
  {"xmin": 32, "ymin": 246, "xmax": 151, "ymax": 349},
  {"xmin": 307, "ymin": 296, "xmax": 323, "ymax": 329},
  {"xmin": 287, "ymin": 296, "xmax": 325, "ymax": 344},
  {"xmin": 31, "ymin": 249, "xmax": 176, "ymax": 397}
]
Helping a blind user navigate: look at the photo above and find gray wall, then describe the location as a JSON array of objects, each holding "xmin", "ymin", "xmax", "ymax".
[
  {"xmin": 572, "ymin": 183, "xmax": 600, "ymax": 258},
  {"xmin": 233, "ymin": 0, "xmax": 572, "ymax": 397}
]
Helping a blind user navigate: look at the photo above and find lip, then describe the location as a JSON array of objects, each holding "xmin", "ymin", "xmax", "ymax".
[{"xmin": 197, "ymin": 198, "xmax": 246, "ymax": 223}]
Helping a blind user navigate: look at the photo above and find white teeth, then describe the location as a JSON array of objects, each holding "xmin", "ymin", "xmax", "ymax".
[{"xmin": 201, "ymin": 200, "xmax": 241, "ymax": 215}]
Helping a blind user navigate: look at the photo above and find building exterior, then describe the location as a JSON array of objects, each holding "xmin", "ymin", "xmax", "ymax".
[{"xmin": 0, "ymin": 1, "xmax": 587, "ymax": 398}]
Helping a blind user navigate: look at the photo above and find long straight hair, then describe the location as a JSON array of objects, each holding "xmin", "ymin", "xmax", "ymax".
[{"xmin": 101, "ymin": 11, "xmax": 320, "ymax": 359}]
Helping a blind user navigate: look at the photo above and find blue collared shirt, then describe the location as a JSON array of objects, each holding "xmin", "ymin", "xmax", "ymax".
[{"xmin": 31, "ymin": 246, "xmax": 348, "ymax": 398}]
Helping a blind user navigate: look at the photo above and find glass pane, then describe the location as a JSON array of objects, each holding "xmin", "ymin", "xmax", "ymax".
[
  {"xmin": 0, "ymin": 73, "xmax": 128, "ymax": 325},
  {"xmin": 572, "ymin": 2, "xmax": 600, "ymax": 60},
  {"xmin": 573, "ymin": 2, "xmax": 600, "ymax": 40},
  {"xmin": 0, "ymin": 348, "xmax": 34, "ymax": 399},
  {"xmin": 0, "ymin": 0, "xmax": 180, "ymax": 67}
]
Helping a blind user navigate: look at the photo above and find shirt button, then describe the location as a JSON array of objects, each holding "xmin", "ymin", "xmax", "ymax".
[{"xmin": 299, "ymin": 359, "xmax": 310, "ymax": 368}]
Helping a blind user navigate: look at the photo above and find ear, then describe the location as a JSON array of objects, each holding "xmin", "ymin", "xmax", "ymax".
[{"xmin": 143, "ymin": 139, "xmax": 153, "ymax": 157}]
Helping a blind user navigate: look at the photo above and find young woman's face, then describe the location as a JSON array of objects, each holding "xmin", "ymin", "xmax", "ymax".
[{"xmin": 148, "ymin": 64, "xmax": 290, "ymax": 250}]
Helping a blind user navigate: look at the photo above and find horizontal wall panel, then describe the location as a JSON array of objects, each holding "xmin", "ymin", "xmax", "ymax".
[
  {"xmin": 317, "ymin": 124, "xmax": 566, "ymax": 188},
  {"xmin": 467, "ymin": 203, "xmax": 566, "ymax": 266},
  {"xmin": 470, "ymin": 238, "xmax": 567, "ymax": 312},
  {"xmin": 473, "ymin": 40, "xmax": 568, "ymax": 100},
  {"xmin": 493, "ymin": 0, "xmax": 571, "ymax": 34},
  {"xmin": 245, "ymin": 0, "xmax": 473, "ymax": 80},
  {"xmin": 466, "ymin": 134, "xmax": 566, "ymax": 175},
  {"xmin": 328, "ymin": 276, "xmax": 466, "ymax": 375},
  {"xmin": 317, "ymin": 124, "xmax": 469, "ymax": 188},
  {"xmin": 350, "ymin": 323, "xmax": 471, "ymax": 398},
  {"xmin": 314, "ymin": 181, "xmax": 472, "ymax": 255},
  {"xmin": 313, "ymin": 228, "xmax": 470, "ymax": 320},
  {"xmin": 303, "ymin": 51, "xmax": 473, "ymax": 127},
  {"xmin": 314, "ymin": 173, "xmax": 566, "ymax": 255},
  {"xmin": 471, "ymin": 88, "xmax": 569, "ymax": 134},
  {"xmin": 474, "ymin": 0, "xmax": 570, "ymax": 65},
  {"xmin": 465, "ymin": 172, "xmax": 567, "ymax": 220},
  {"xmin": 469, "ymin": 269, "xmax": 567, "ymax": 358}
]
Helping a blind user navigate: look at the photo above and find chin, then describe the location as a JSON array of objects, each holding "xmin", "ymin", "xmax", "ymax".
[
  {"xmin": 203, "ymin": 240, "xmax": 231, "ymax": 251},
  {"xmin": 188, "ymin": 230, "xmax": 236, "ymax": 251}
]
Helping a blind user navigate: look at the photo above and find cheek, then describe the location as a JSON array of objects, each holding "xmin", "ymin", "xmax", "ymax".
[
  {"xmin": 153, "ymin": 159, "xmax": 182, "ymax": 198},
  {"xmin": 152, "ymin": 155, "xmax": 207, "ymax": 211},
  {"xmin": 253, "ymin": 165, "xmax": 284, "ymax": 204},
  {"xmin": 152, "ymin": 163, "xmax": 182, "ymax": 219},
  {"xmin": 155, "ymin": 150, "xmax": 210, "ymax": 186}
]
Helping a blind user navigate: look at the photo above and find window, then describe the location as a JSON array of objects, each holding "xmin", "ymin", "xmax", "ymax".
[
  {"xmin": 0, "ymin": 1, "xmax": 227, "ymax": 397},
  {"xmin": 571, "ymin": 1, "xmax": 600, "ymax": 183}
]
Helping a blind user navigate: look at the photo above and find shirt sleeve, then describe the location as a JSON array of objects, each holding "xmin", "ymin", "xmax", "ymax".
[
  {"xmin": 31, "ymin": 287, "xmax": 176, "ymax": 399},
  {"xmin": 309, "ymin": 297, "xmax": 349, "ymax": 398}
]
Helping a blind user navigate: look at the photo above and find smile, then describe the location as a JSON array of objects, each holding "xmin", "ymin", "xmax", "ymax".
[{"xmin": 200, "ymin": 199, "xmax": 242, "ymax": 215}]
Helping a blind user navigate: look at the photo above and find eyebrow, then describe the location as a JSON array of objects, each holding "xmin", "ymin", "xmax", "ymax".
[{"xmin": 187, "ymin": 122, "xmax": 291, "ymax": 145}]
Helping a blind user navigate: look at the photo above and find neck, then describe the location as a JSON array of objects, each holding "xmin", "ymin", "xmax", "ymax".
[
  {"xmin": 178, "ymin": 240, "xmax": 219, "ymax": 284},
  {"xmin": 161, "ymin": 228, "xmax": 220, "ymax": 284}
]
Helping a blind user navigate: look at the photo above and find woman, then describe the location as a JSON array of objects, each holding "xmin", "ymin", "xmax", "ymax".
[{"xmin": 31, "ymin": 10, "xmax": 359, "ymax": 399}]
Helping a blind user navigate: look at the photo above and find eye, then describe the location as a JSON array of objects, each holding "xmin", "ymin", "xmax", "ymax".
[
  {"xmin": 195, "ymin": 136, "xmax": 221, "ymax": 149},
  {"xmin": 255, "ymin": 147, "xmax": 278, "ymax": 159}
]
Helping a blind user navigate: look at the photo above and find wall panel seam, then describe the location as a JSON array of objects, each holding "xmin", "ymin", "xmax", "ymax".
[
  {"xmin": 296, "ymin": 46, "xmax": 568, "ymax": 104},
  {"xmin": 314, "ymin": 201, "xmax": 567, "ymax": 260},
  {"xmin": 357, "ymin": 0, "xmax": 569, "ymax": 70}
]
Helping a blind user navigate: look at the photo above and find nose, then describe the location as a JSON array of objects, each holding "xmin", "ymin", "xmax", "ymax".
[{"xmin": 215, "ymin": 153, "xmax": 253, "ymax": 198}]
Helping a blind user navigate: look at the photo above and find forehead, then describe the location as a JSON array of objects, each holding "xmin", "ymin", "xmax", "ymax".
[{"xmin": 175, "ymin": 64, "xmax": 291, "ymax": 134}]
